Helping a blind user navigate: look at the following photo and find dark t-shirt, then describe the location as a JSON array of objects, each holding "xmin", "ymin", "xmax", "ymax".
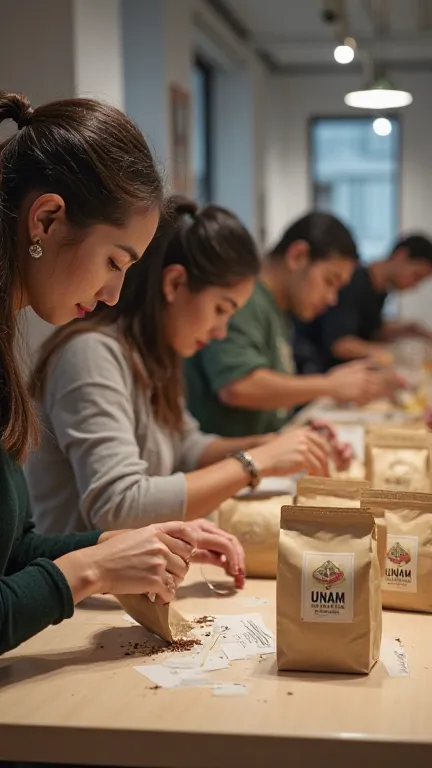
[{"xmin": 294, "ymin": 265, "xmax": 388, "ymax": 372}]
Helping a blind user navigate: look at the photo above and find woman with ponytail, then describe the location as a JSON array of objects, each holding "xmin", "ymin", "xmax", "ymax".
[
  {"xmin": 0, "ymin": 90, "xmax": 202, "ymax": 655},
  {"xmin": 27, "ymin": 196, "xmax": 335, "ymax": 574}
]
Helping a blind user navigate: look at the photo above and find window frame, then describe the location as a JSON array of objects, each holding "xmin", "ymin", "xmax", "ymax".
[
  {"xmin": 193, "ymin": 56, "xmax": 214, "ymax": 204},
  {"xmin": 308, "ymin": 114, "xmax": 402, "ymax": 242}
]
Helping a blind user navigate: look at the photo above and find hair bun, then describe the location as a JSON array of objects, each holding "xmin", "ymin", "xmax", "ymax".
[
  {"xmin": 168, "ymin": 195, "xmax": 199, "ymax": 219},
  {"xmin": 0, "ymin": 91, "xmax": 34, "ymax": 130}
]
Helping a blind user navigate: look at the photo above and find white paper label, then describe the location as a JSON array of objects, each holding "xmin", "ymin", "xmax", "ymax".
[
  {"xmin": 384, "ymin": 534, "xmax": 418, "ymax": 593},
  {"xmin": 301, "ymin": 551, "xmax": 354, "ymax": 622}
]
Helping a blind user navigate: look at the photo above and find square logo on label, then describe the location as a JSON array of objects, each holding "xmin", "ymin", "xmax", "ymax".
[
  {"xmin": 384, "ymin": 534, "xmax": 418, "ymax": 593},
  {"xmin": 301, "ymin": 552, "xmax": 354, "ymax": 623}
]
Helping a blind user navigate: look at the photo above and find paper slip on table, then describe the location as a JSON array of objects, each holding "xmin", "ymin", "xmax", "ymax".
[{"xmin": 0, "ymin": 564, "xmax": 431, "ymax": 768}]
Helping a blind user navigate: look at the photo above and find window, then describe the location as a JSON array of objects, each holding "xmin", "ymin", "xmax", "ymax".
[
  {"xmin": 192, "ymin": 58, "xmax": 213, "ymax": 204},
  {"xmin": 310, "ymin": 117, "xmax": 400, "ymax": 263}
]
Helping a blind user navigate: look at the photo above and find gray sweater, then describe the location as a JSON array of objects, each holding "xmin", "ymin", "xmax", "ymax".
[{"xmin": 26, "ymin": 331, "xmax": 215, "ymax": 534}]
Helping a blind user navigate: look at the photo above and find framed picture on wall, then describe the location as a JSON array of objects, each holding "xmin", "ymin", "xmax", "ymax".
[{"xmin": 170, "ymin": 84, "xmax": 191, "ymax": 195}]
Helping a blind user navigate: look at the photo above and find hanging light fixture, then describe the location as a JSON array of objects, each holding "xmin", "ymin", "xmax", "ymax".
[
  {"xmin": 334, "ymin": 36, "xmax": 356, "ymax": 64},
  {"xmin": 345, "ymin": 75, "xmax": 413, "ymax": 109},
  {"xmin": 372, "ymin": 117, "xmax": 392, "ymax": 136}
]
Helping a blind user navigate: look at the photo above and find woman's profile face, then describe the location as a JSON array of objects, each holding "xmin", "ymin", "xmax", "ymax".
[
  {"xmin": 162, "ymin": 267, "xmax": 255, "ymax": 358},
  {"xmin": 21, "ymin": 195, "xmax": 159, "ymax": 325}
]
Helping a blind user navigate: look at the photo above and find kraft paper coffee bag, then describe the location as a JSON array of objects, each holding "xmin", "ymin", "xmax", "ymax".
[
  {"xmin": 116, "ymin": 594, "xmax": 193, "ymax": 642},
  {"xmin": 365, "ymin": 430, "xmax": 432, "ymax": 493},
  {"xmin": 218, "ymin": 494, "xmax": 293, "ymax": 578},
  {"xmin": 295, "ymin": 477, "xmax": 370, "ymax": 508},
  {"xmin": 362, "ymin": 491, "xmax": 432, "ymax": 613},
  {"xmin": 277, "ymin": 507, "xmax": 381, "ymax": 674},
  {"xmin": 295, "ymin": 479, "xmax": 386, "ymax": 578},
  {"xmin": 360, "ymin": 490, "xmax": 391, "ymax": 577}
]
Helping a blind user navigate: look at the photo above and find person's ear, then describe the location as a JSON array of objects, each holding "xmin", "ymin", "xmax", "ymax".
[
  {"xmin": 27, "ymin": 193, "xmax": 67, "ymax": 244},
  {"xmin": 284, "ymin": 240, "xmax": 310, "ymax": 272},
  {"xmin": 162, "ymin": 264, "xmax": 188, "ymax": 304}
]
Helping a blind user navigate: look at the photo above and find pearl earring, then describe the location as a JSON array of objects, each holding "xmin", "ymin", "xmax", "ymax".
[{"xmin": 29, "ymin": 239, "xmax": 43, "ymax": 259}]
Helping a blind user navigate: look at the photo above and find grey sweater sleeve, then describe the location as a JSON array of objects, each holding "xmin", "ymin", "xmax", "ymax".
[
  {"xmin": 174, "ymin": 408, "xmax": 216, "ymax": 473},
  {"xmin": 44, "ymin": 333, "xmax": 187, "ymax": 531}
]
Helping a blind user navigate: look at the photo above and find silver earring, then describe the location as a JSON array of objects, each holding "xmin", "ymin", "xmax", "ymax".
[{"xmin": 29, "ymin": 239, "xmax": 43, "ymax": 259}]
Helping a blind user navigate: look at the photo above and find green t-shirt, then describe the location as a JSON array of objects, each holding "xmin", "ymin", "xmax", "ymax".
[{"xmin": 185, "ymin": 281, "xmax": 296, "ymax": 437}]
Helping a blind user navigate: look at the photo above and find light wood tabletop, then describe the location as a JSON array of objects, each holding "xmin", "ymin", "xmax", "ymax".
[{"xmin": 0, "ymin": 565, "xmax": 431, "ymax": 767}]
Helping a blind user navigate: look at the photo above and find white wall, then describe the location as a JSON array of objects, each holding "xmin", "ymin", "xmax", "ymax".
[
  {"xmin": 73, "ymin": 0, "xmax": 125, "ymax": 107},
  {"xmin": 265, "ymin": 69, "xmax": 432, "ymax": 325}
]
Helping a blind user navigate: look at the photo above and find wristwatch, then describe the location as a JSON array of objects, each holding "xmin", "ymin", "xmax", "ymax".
[{"xmin": 229, "ymin": 451, "xmax": 261, "ymax": 490}]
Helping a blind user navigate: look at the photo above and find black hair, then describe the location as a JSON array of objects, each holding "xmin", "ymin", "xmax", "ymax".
[
  {"xmin": 268, "ymin": 212, "xmax": 358, "ymax": 262},
  {"xmin": 391, "ymin": 234, "xmax": 432, "ymax": 265}
]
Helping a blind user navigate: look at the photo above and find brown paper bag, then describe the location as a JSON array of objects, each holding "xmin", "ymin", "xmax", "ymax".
[
  {"xmin": 116, "ymin": 594, "xmax": 193, "ymax": 642},
  {"xmin": 362, "ymin": 490, "xmax": 432, "ymax": 612},
  {"xmin": 277, "ymin": 506, "xmax": 382, "ymax": 674},
  {"xmin": 360, "ymin": 490, "xmax": 389, "ymax": 576},
  {"xmin": 295, "ymin": 477, "xmax": 370, "ymax": 508},
  {"xmin": 218, "ymin": 495, "xmax": 293, "ymax": 577},
  {"xmin": 365, "ymin": 430, "xmax": 432, "ymax": 493}
]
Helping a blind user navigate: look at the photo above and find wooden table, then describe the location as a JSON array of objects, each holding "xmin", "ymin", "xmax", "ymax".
[{"xmin": 0, "ymin": 565, "xmax": 431, "ymax": 767}]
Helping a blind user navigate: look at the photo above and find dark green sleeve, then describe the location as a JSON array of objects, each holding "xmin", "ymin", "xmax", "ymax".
[
  {"xmin": 0, "ymin": 479, "xmax": 101, "ymax": 655},
  {"xmin": 7, "ymin": 510, "xmax": 101, "ymax": 573},
  {"xmin": 199, "ymin": 302, "xmax": 269, "ymax": 394},
  {"xmin": 0, "ymin": 558, "xmax": 75, "ymax": 654}
]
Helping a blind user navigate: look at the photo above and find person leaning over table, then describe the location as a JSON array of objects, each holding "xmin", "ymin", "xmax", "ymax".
[
  {"xmin": 26, "ymin": 197, "xmax": 346, "ymax": 566},
  {"xmin": 294, "ymin": 234, "xmax": 432, "ymax": 374},
  {"xmin": 185, "ymin": 212, "xmax": 403, "ymax": 438},
  {"xmin": 0, "ymin": 88, "xmax": 245, "ymax": 656}
]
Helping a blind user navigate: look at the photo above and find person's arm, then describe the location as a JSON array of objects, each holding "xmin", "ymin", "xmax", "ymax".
[
  {"xmin": 0, "ymin": 472, "xmax": 100, "ymax": 655},
  {"xmin": 172, "ymin": 411, "xmax": 329, "ymax": 520},
  {"xmin": 182, "ymin": 427, "xmax": 332, "ymax": 520},
  {"xmin": 42, "ymin": 334, "xmax": 193, "ymax": 531},
  {"xmin": 7, "ymin": 475, "xmax": 101, "ymax": 573},
  {"xmin": 174, "ymin": 409, "xmax": 273, "ymax": 471},
  {"xmin": 374, "ymin": 320, "xmax": 432, "ymax": 343},
  {"xmin": 331, "ymin": 335, "xmax": 390, "ymax": 362},
  {"xmin": 197, "ymin": 433, "xmax": 273, "ymax": 467},
  {"xmin": 218, "ymin": 368, "xmax": 333, "ymax": 410}
]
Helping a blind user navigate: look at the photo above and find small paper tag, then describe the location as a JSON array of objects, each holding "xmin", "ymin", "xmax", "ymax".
[{"xmin": 380, "ymin": 636, "xmax": 410, "ymax": 677}]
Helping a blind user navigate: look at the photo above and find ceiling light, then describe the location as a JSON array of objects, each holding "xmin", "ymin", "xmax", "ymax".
[
  {"xmin": 334, "ymin": 45, "xmax": 355, "ymax": 64},
  {"xmin": 345, "ymin": 76, "xmax": 413, "ymax": 109},
  {"xmin": 373, "ymin": 117, "xmax": 392, "ymax": 136},
  {"xmin": 334, "ymin": 37, "xmax": 356, "ymax": 65}
]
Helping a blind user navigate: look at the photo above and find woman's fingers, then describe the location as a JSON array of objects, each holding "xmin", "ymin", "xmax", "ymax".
[{"xmin": 192, "ymin": 532, "xmax": 241, "ymax": 576}]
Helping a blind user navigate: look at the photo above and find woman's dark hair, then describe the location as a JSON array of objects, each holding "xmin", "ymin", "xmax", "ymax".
[
  {"xmin": 269, "ymin": 212, "xmax": 358, "ymax": 262},
  {"xmin": 31, "ymin": 196, "xmax": 260, "ymax": 431},
  {"xmin": 0, "ymin": 90, "xmax": 163, "ymax": 460}
]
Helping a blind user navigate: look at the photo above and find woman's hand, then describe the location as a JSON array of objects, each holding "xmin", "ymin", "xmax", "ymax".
[
  {"xmin": 308, "ymin": 419, "xmax": 353, "ymax": 472},
  {"xmin": 56, "ymin": 521, "xmax": 197, "ymax": 605},
  {"xmin": 188, "ymin": 518, "xmax": 246, "ymax": 589},
  {"xmin": 251, "ymin": 426, "xmax": 331, "ymax": 478}
]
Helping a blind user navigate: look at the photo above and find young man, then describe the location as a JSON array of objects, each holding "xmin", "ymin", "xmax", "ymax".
[
  {"xmin": 185, "ymin": 212, "xmax": 400, "ymax": 437},
  {"xmin": 294, "ymin": 234, "xmax": 432, "ymax": 373}
]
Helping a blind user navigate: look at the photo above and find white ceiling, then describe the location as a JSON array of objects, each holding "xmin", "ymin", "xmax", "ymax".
[{"xmin": 223, "ymin": 0, "xmax": 432, "ymax": 70}]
